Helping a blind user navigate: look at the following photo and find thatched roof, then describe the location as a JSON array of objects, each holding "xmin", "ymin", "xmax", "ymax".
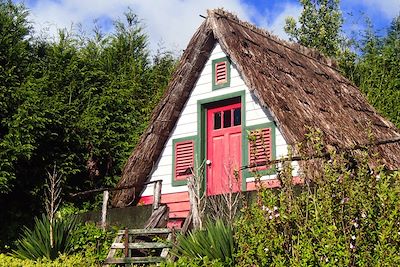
[{"xmin": 111, "ymin": 9, "xmax": 400, "ymax": 207}]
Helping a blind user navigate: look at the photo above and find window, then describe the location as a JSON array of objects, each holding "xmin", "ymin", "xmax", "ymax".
[
  {"xmin": 172, "ymin": 138, "xmax": 196, "ymax": 186},
  {"xmin": 243, "ymin": 122, "xmax": 276, "ymax": 179},
  {"xmin": 248, "ymin": 128, "xmax": 272, "ymax": 171},
  {"xmin": 212, "ymin": 107, "xmax": 241, "ymax": 130},
  {"xmin": 212, "ymin": 57, "xmax": 230, "ymax": 90},
  {"xmin": 215, "ymin": 62, "xmax": 227, "ymax": 84}
]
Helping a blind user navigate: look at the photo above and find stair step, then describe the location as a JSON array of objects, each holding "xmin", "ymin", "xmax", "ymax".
[
  {"xmin": 111, "ymin": 242, "xmax": 171, "ymax": 249},
  {"xmin": 116, "ymin": 228, "xmax": 173, "ymax": 235},
  {"xmin": 104, "ymin": 256, "xmax": 165, "ymax": 264}
]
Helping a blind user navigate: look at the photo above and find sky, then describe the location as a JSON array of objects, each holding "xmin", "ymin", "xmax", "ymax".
[{"xmin": 13, "ymin": 0, "xmax": 400, "ymax": 54}]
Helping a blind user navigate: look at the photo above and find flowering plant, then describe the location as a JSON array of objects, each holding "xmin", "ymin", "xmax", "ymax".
[{"xmin": 235, "ymin": 130, "xmax": 400, "ymax": 266}]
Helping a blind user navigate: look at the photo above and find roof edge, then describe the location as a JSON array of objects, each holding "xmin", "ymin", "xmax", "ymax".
[{"xmin": 207, "ymin": 8, "xmax": 339, "ymax": 70}]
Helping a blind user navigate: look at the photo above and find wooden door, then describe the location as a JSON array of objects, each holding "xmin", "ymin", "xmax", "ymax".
[{"xmin": 206, "ymin": 100, "xmax": 242, "ymax": 195}]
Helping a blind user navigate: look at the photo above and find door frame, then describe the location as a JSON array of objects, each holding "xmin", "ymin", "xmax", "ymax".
[{"xmin": 197, "ymin": 91, "xmax": 247, "ymax": 193}]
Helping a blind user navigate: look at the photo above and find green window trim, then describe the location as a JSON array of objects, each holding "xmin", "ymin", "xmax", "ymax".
[
  {"xmin": 242, "ymin": 122, "xmax": 277, "ymax": 185},
  {"xmin": 172, "ymin": 136, "xmax": 197, "ymax": 187},
  {"xmin": 212, "ymin": 57, "xmax": 231, "ymax": 90}
]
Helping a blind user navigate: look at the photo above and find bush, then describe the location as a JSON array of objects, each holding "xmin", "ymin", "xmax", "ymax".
[
  {"xmin": 13, "ymin": 214, "xmax": 77, "ymax": 260},
  {"xmin": 161, "ymin": 256, "xmax": 226, "ymax": 267},
  {"xmin": 173, "ymin": 220, "xmax": 234, "ymax": 266},
  {"xmin": 235, "ymin": 148, "xmax": 400, "ymax": 266},
  {"xmin": 0, "ymin": 253, "xmax": 97, "ymax": 267},
  {"xmin": 70, "ymin": 222, "xmax": 115, "ymax": 261}
]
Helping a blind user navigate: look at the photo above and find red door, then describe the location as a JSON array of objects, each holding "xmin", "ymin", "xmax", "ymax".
[{"xmin": 206, "ymin": 100, "xmax": 242, "ymax": 195}]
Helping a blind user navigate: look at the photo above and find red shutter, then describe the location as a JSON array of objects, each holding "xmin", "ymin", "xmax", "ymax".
[
  {"xmin": 248, "ymin": 128, "xmax": 272, "ymax": 170},
  {"xmin": 175, "ymin": 140, "xmax": 194, "ymax": 181},
  {"xmin": 215, "ymin": 61, "xmax": 227, "ymax": 84}
]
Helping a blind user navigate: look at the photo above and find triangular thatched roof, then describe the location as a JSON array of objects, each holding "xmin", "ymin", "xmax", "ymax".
[{"xmin": 112, "ymin": 9, "xmax": 400, "ymax": 207}]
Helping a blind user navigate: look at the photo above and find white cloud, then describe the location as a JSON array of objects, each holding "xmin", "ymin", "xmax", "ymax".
[
  {"xmin": 362, "ymin": 0, "xmax": 400, "ymax": 19},
  {"xmin": 24, "ymin": 0, "xmax": 251, "ymax": 53},
  {"xmin": 21, "ymin": 0, "xmax": 302, "ymax": 53},
  {"xmin": 255, "ymin": 3, "xmax": 302, "ymax": 40}
]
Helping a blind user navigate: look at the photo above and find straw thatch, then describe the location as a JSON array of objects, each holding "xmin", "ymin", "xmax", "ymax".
[{"xmin": 111, "ymin": 9, "xmax": 400, "ymax": 207}]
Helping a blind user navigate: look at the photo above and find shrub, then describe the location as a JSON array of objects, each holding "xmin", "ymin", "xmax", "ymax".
[
  {"xmin": 13, "ymin": 214, "xmax": 77, "ymax": 260},
  {"xmin": 173, "ymin": 219, "xmax": 234, "ymax": 266},
  {"xmin": 70, "ymin": 222, "xmax": 115, "ymax": 261},
  {"xmin": 235, "ymin": 148, "xmax": 400, "ymax": 266},
  {"xmin": 0, "ymin": 253, "xmax": 97, "ymax": 267},
  {"xmin": 161, "ymin": 256, "xmax": 226, "ymax": 267}
]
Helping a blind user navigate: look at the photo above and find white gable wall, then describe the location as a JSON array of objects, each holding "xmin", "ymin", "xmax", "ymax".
[{"xmin": 141, "ymin": 43, "xmax": 298, "ymax": 197}]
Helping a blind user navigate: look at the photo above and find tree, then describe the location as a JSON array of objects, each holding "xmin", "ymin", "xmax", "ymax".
[
  {"xmin": 354, "ymin": 15, "xmax": 400, "ymax": 128},
  {"xmin": 0, "ymin": 4, "xmax": 176, "ymax": 247},
  {"xmin": 284, "ymin": 0, "xmax": 343, "ymax": 58},
  {"xmin": 0, "ymin": 0, "xmax": 31, "ymax": 192}
]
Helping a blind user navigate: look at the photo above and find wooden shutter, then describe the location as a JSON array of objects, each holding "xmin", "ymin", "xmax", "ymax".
[
  {"xmin": 248, "ymin": 128, "xmax": 272, "ymax": 170},
  {"xmin": 215, "ymin": 61, "xmax": 227, "ymax": 85},
  {"xmin": 174, "ymin": 140, "xmax": 194, "ymax": 181}
]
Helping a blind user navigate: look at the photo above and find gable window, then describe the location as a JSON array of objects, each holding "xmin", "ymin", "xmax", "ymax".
[
  {"xmin": 172, "ymin": 137, "xmax": 196, "ymax": 186},
  {"xmin": 212, "ymin": 57, "xmax": 230, "ymax": 90}
]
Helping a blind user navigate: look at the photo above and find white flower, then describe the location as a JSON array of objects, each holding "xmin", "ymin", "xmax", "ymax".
[
  {"xmin": 350, "ymin": 243, "xmax": 355, "ymax": 249},
  {"xmin": 341, "ymin": 197, "xmax": 349, "ymax": 204},
  {"xmin": 274, "ymin": 206, "xmax": 278, "ymax": 211},
  {"xmin": 269, "ymin": 215, "xmax": 273, "ymax": 220},
  {"xmin": 376, "ymin": 175, "xmax": 380, "ymax": 181},
  {"xmin": 351, "ymin": 235, "xmax": 356, "ymax": 240},
  {"xmin": 353, "ymin": 222, "xmax": 359, "ymax": 228},
  {"xmin": 264, "ymin": 248, "xmax": 269, "ymax": 252},
  {"xmin": 275, "ymin": 213, "xmax": 280, "ymax": 218},
  {"xmin": 361, "ymin": 212, "xmax": 366, "ymax": 218}
]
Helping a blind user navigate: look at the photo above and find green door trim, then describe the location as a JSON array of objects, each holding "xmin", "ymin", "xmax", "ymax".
[{"xmin": 197, "ymin": 90, "xmax": 246, "ymax": 194}]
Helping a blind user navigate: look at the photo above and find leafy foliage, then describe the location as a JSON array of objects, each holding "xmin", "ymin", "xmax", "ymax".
[
  {"xmin": 13, "ymin": 214, "xmax": 77, "ymax": 260},
  {"xmin": 284, "ymin": 0, "xmax": 343, "ymax": 57},
  {"xmin": 234, "ymin": 135, "xmax": 400, "ymax": 266},
  {"xmin": 70, "ymin": 222, "xmax": 115, "ymax": 262},
  {"xmin": 161, "ymin": 256, "xmax": 226, "ymax": 267},
  {"xmin": 0, "ymin": 0, "xmax": 31, "ymax": 192},
  {"xmin": 174, "ymin": 220, "xmax": 235, "ymax": 266},
  {"xmin": 353, "ymin": 15, "xmax": 400, "ymax": 128},
  {"xmin": 0, "ymin": 1, "xmax": 176, "ymax": 246},
  {"xmin": 0, "ymin": 253, "xmax": 97, "ymax": 267}
]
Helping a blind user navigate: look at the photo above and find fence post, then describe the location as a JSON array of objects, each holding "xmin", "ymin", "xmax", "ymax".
[
  {"xmin": 101, "ymin": 190, "xmax": 109, "ymax": 231},
  {"xmin": 153, "ymin": 180, "xmax": 162, "ymax": 210},
  {"xmin": 124, "ymin": 228, "xmax": 129, "ymax": 257}
]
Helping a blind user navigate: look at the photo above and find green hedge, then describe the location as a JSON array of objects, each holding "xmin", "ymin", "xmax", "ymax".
[{"xmin": 0, "ymin": 254, "xmax": 97, "ymax": 267}]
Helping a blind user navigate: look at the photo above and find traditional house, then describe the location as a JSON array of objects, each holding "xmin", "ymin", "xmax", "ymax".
[{"xmin": 111, "ymin": 9, "xmax": 400, "ymax": 226}]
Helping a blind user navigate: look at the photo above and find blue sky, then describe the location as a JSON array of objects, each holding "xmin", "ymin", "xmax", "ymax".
[{"xmin": 13, "ymin": 0, "xmax": 400, "ymax": 54}]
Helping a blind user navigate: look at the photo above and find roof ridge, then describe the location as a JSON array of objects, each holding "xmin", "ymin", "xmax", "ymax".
[{"xmin": 207, "ymin": 8, "xmax": 338, "ymax": 70}]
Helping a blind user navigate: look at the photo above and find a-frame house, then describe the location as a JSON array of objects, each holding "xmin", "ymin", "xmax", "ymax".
[{"xmin": 111, "ymin": 9, "xmax": 400, "ymax": 226}]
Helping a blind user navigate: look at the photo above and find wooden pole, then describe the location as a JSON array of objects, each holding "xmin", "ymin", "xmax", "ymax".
[
  {"xmin": 124, "ymin": 228, "xmax": 129, "ymax": 257},
  {"xmin": 188, "ymin": 175, "xmax": 201, "ymax": 230},
  {"xmin": 101, "ymin": 190, "xmax": 109, "ymax": 231},
  {"xmin": 153, "ymin": 180, "xmax": 162, "ymax": 210}
]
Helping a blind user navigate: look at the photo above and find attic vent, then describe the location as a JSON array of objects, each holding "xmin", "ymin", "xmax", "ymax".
[
  {"xmin": 215, "ymin": 62, "xmax": 227, "ymax": 84},
  {"xmin": 248, "ymin": 128, "xmax": 272, "ymax": 170},
  {"xmin": 174, "ymin": 140, "xmax": 194, "ymax": 181},
  {"xmin": 212, "ymin": 57, "xmax": 230, "ymax": 90}
]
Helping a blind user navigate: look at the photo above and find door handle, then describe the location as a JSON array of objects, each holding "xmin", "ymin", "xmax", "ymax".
[{"xmin": 206, "ymin": 159, "xmax": 212, "ymax": 166}]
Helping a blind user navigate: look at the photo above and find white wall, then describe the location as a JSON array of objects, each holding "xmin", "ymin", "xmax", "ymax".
[{"xmin": 141, "ymin": 43, "xmax": 297, "ymax": 196}]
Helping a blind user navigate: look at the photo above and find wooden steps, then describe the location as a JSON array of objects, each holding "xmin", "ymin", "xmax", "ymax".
[{"xmin": 103, "ymin": 228, "xmax": 177, "ymax": 266}]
